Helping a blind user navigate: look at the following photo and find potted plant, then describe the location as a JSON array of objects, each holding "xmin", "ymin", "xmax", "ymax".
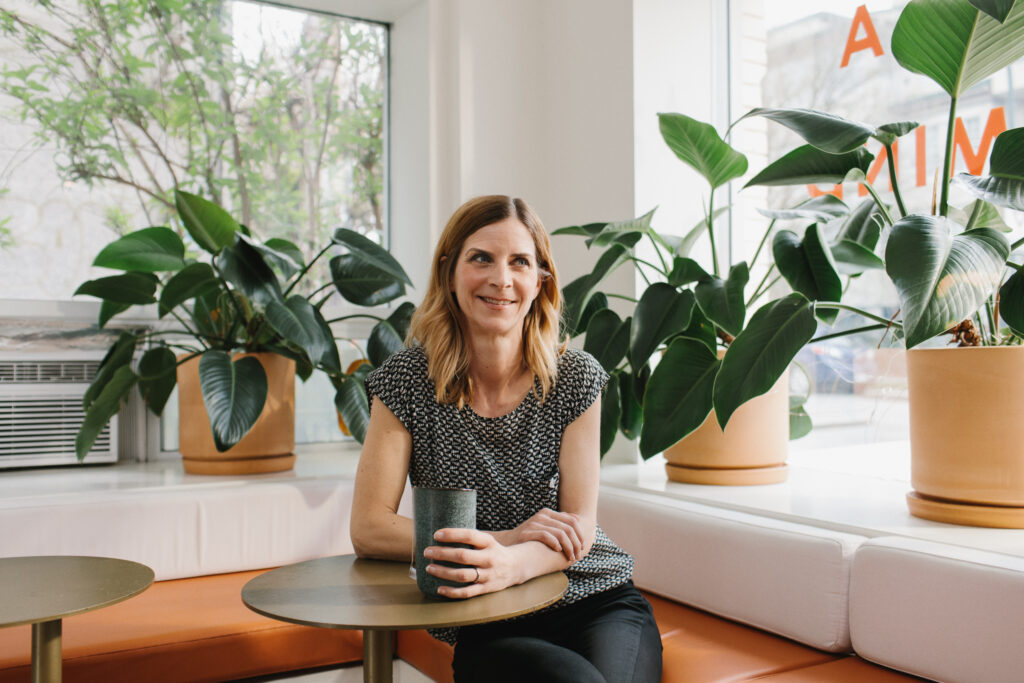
[
  {"xmin": 74, "ymin": 189, "xmax": 412, "ymax": 474},
  {"xmin": 555, "ymin": 114, "xmax": 887, "ymax": 483}
]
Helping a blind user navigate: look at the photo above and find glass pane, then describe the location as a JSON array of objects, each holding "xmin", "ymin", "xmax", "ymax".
[{"xmin": 733, "ymin": 1, "xmax": 1024, "ymax": 448}]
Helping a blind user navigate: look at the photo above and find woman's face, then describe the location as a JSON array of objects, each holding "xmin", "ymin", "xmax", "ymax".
[{"xmin": 450, "ymin": 216, "xmax": 543, "ymax": 342}]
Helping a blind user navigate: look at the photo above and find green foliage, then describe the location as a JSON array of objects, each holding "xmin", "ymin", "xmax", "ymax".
[{"xmin": 73, "ymin": 190, "xmax": 413, "ymax": 458}]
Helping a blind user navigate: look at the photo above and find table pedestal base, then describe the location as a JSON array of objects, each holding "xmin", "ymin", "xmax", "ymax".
[
  {"xmin": 32, "ymin": 619, "xmax": 61, "ymax": 683},
  {"xmin": 363, "ymin": 629, "xmax": 394, "ymax": 683}
]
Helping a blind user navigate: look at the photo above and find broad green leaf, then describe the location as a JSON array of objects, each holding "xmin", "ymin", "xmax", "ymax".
[
  {"xmin": 83, "ymin": 331, "xmax": 136, "ymax": 411},
  {"xmin": 330, "ymin": 254, "xmax": 406, "ymax": 306},
  {"xmin": 244, "ymin": 235, "xmax": 303, "ymax": 280},
  {"xmin": 745, "ymin": 145, "xmax": 874, "ymax": 188},
  {"xmin": 712, "ymin": 293, "xmax": 816, "ymax": 429},
  {"xmin": 740, "ymin": 107, "xmax": 875, "ymax": 154},
  {"xmin": 772, "ymin": 226, "xmax": 843, "ymax": 323},
  {"xmin": 264, "ymin": 238, "xmax": 306, "ymax": 269},
  {"xmin": 217, "ymin": 237, "xmax": 282, "ymax": 307},
  {"xmin": 835, "ymin": 198, "xmax": 885, "ymax": 250},
  {"xmin": 137, "ymin": 347, "xmax": 177, "ymax": 416},
  {"xmin": 589, "ymin": 209, "xmax": 655, "ymax": 248},
  {"xmin": 629, "ymin": 284, "xmax": 695, "ymax": 370},
  {"xmin": 658, "ymin": 112, "xmax": 748, "ymax": 189},
  {"xmin": 694, "ymin": 262, "xmax": 749, "ymax": 336},
  {"xmin": 93, "ymin": 227, "xmax": 185, "ymax": 272},
  {"xmin": 198, "ymin": 351, "xmax": 268, "ymax": 452},
  {"xmin": 75, "ymin": 272, "xmax": 158, "ymax": 305},
  {"xmin": 892, "ymin": 0, "xmax": 1024, "ymax": 98},
  {"xmin": 584, "ymin": 309, "xmax": 630, "ymax": 373},
  {"xmin": 790, "ymin": 403, "xmax": 813, "ymax": 440},
  {"xmin": 335, "ymin": 374, "xmax": 369, "ymax": 443},
  {"xmin": 333, "ymin": 228, "xmax": 413, "ymax": 287},
  {"xmin": 874, "ymin": 121, "xmax": 921, "ymax": 145},
  {"xmin": 368, "ymin": 320, "xmax": 403, "ymax": 367},
  {"xmin": 673, "ymin": 303, "xmax": 718, "ymax": 353},
  {"xmin": 314, "ymin": 309, "xmax": 342, "ymax": 375},
  {"xmin": 967, "ymin": 0, "xmax": 1016, "ymax": 21},
  {"xmin": 159, "ymin": 262, "xmax": 219, "ymax": 317},
  {"xmin": 386, "ymin": 301, "xmax": 417, "ymax": 341},
  {"xmin": 757, "ymin": 194, "xmax": 850, "ymax": 222},
  {"xmin": 639, "ymin": 337, "xmax": 719, "ymax": 458},
  {"xmin": 175, "ymin": 189, "xmax": 238, "ymax": 254},
  {"xmin": 265, "ymin": 295, "xmax": 334, "ymax": 368},
  {"xmin": 668, "ymin": 258, "xmax": 710, "ymax": 287},
  {"xmin": 885, "ymin": 215, "xmax": 1009, "ymax": 347},
  {"xmin": 560, "ymin": 245, "xmax": 628, "ymax": 335},
  {"xmin": 999, "ymin": 266, "xmax": 1024, "ymax": 335},
  {"xmin": 955, "ymin": 128, "xmax": 1024, "ymax": 211},
  {"xmin": 600, "ymin": 373, "xmax": 622, "ymax": 456},
  {"xmin": 950, "ymin": 199, "xmax": 1011, "ymax": 231},
  {"xmin": 573, "ymin": 292, "xmax": 609, "ymax": 339},
  {"xmin": 619, "ymin": 368, "xmax": 643, "ymax": 440},
  {"xmin": 831, "ymin": 240, "xmax": 886, "ymax": 274},
  {"xmin": 551, "ymin": 221, "xmax": 608, "ymax": 238},
  {"xmin": 76, "ymin": 365, "xmax": 138, "ymax": 461},
  {"xmin": 98, "ymin": 301, "xmax": 131, "ymax": 328}
]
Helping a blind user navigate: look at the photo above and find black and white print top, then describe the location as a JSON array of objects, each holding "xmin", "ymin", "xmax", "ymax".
[{"xmin": 365, "ymin": 345, "xmax": 635, "ymax": 644}]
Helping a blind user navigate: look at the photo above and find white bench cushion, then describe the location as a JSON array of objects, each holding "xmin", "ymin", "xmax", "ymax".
[
  {"xmin": 598, "ymin": 486, "xmax": 865, "ymax": 652},
  {"xmin": 850, "ymin": 536, "xmax": 1024, "ymax": 683}
]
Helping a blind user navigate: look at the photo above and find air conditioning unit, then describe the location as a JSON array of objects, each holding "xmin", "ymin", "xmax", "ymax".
[{"xmin": 0, "ymin": 352, "xmax": 118, "ymax": 469}]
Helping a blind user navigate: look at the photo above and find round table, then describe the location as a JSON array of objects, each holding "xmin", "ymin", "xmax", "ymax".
[
  {"xmin": 0, "ymin": 556, "xmax": 154, "ymax": 683},
  {"xmin": 242, "ymin": 554, "xmax": 568, "ymax": 683}
]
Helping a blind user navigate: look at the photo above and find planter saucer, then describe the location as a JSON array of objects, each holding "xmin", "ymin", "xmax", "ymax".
[
  {"xmin": 665, "ymin": 463, "xmax": 788, "ymax": 486},
  {"xmin": 183, "ymin": 454, "xmax": 296, "ymax": 476},
  {"xmin": 906, "ymin": 492, "xmax": 1024, "ymax": 529}
]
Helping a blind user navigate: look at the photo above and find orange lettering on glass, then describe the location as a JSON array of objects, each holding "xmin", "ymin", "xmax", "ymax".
[
  {"xmin": 840, "ymin": 5, "xmax": 884, "ymax": 68},
  {"xmin": 952, "ymin": 107, "xmax": 1006, "ymax": 176},
  {"xmin": 806, "ymin": 183, "xmax": 844, "ymax": 199}
]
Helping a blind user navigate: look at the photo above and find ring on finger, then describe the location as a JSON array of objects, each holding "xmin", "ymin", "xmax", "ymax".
[{"xmin": 472, "ymin": 567, "xmax": 480, "ymax": 584}]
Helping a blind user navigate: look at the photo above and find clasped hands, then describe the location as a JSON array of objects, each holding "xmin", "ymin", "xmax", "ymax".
[{"xmin": 423, "ymin": 507, "xmax": 584, "ymax": 599}]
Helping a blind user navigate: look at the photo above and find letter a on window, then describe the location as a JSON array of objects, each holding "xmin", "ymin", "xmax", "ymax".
[{"xmin": 840, "ymin": 5, "xmax": 884, "ymax": 68}]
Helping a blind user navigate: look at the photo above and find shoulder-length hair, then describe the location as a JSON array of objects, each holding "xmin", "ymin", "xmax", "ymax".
[{"xmin": 407, "ymin": 195, "xmax": 563, "ymax": 407}]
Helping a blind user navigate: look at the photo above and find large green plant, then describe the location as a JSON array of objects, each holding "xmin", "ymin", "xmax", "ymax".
[
  {"xmin": 560, "ymin": 0, "xmax": 1024, "ymax": 461},
  {"xmin": 73, "ymin": 190, "xmax": 412, "ymax": 459}
]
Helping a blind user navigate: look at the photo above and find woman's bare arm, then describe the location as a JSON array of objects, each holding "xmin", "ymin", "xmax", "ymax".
[{"xmin": 349, "ymin": 397, "xmax": 414, "ymax": 561}]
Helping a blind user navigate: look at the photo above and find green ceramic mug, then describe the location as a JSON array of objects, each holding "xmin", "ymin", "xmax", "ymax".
[{"xmin": 412, "ymin": 486, "xmax": 477, "ymax": 598}]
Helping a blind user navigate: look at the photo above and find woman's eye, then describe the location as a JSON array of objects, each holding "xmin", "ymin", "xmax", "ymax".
[
  {"xmin": 470, "ymin": 253, "xmax": 490, "ymax": 263},
  {"xmin": 513, "ymin": 257, "xmax": 531, "ymax": 267}
]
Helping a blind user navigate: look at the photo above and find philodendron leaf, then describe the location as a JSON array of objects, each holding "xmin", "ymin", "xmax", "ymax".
[
  {"xmin": 589, "ymin": 208, "xmax": 655, "ymax": 248},
  {"xmin": 675, "ymin": 303, "xmax": 718, "ymax": 353},
  {"xmin": 551, "ymin": 222, "xmax": 608, "ymax": 238},
  {"xmin": 264, "ymin": 238, "xmax": 306, "ymax": 270},
  {"xmin": 84, "ymin": 331, "xmax": 137, "ymax": 410},
  {"xmin": 790, "ymin": 402, "xmax": 813, "ymax": 440},
  {"xmin": 740, "ymin": 107, "xmax": 875, "ymax": 154},
  {"xmin": 368, "ymin": 320, "xmax": 403, "ymax": 367},
  {"xmin": 639, "ymin": 337, "xmax": 719, "ymax": 459},
  {"xmin": 658, "ymin": 112, "xmax": 748, "ymax": 189},
  {"xmin": 950, "ymin": 199, "xmax": 1011, "ymax": 231},
  {"xmin": 560, "ymin": 244, "xmax": 628, "ymax": 335},
  {"xmin": 175, "ymin": 189, "xmax": 238, "ymax": 254},
  {"xmin": 584, "ymin": 309, "xmax": 630, "ymax": 373},
  {"xmin": 999, "ymin": 266, "xmax": 1024, "ymax": 335},
  {"xmin": 574, "ymin": 292, "xmax": 609, "ymax": 340},
  {"xmin": 244, "ymin": 235, "xmax": 303, "ymax": 280},
  {"xmin": 967, "ymin": 0, "xmax": 1016, "ymax": 22},
  {"xmin": 874, "ymin": 121, "xmax": 921, "ymax": 146},
  {"xmin": 334, "ymin": 374, "xmax": 369, "ymax": 443},
  {"xmin": 217, "ymin": 237, "xmax": 282, "ymax": 307},
  {"xmin": 619, "ymin": 368, "xmax": 643, "ymax": 440},
  {"xmin": 745, "ymin": 145, "xmax": 873, "ymax": 188},
  {"xmin": 386, "ymin": 301, "xmax": 417, "ymax": 341},
  {"xmin": 332, "ymin": 228, "xmax": 413, "ymax": 287},
  {"xmin": 668, "ymin": 258, "xmax": 710, "ymax": 287},
  {"xmin": 138, "ymin": 347, "xmax": 178, "ymax": 416},
  {"xmin": 330, "ymin": 254, "xmax": 406, "ymax": 306},
  {"xmin": 629, "ymin": 284, "xmax": 696, "ymax": 370},
  {"xmin": 75, "ymin": 272, "xmax": 159, "ymax": 305},
  {"xmin": 956, "ymin": 127, "xmax": 1024, "ymax": 211},
  {"xmin": 831, "ymin": 241, "xmax": 885, "ymax": 275},
  {"xmin": 885, "ymin": 215, "xmax": 1009, "ymax": 347},
  {"xmin": 772, "ymin": 226, "xmax": 842, "ymax": 323},
  {"xmin": 600, "ymin": 372, "xmax": 622, "ymax": 457},
  {"xmin": 198, "ymin": 351, "xmax": 268, "ymax": 452},
  {"xmin": 93, "ymin": 227, "xmax": 186, "ymax": 272},
  {"xmin": 835, "ymin": 198, "xmax": 885, "ymax": 250},
  {"xmin": 694, "ymin": 262, "xmax": 749, "ymax": 336},
  {"xmin": 158, "ymin": 262, "xmax": 219, "ymax": 317},
  {"xmin": 892, "ymin": 0, "xmax": 1024, "ymax": 98},
  {"xmin": 98, "ymin": 301, "xmax": 131, "ymax": 329},
  {"xmin": 712, "ymin": 293, "xmax": 816, "ymax": 430},
  {"xmin": 265, "ymin": 295, "xmax": 335, "ymax": 368},
  {"xmin": 757, "ymin": 194, "xmax": 850, "ymax": 222},
  {"xmin": 76, "ymin": 365, "xmax": 138, "ymax": 461}
]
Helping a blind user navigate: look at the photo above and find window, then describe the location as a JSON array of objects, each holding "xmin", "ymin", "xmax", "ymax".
[
  {"xmin": 730, "ymin": 1, "xmax": 1024, "ymax": 448},
  {"xmin": 0, "ymin": 0, "xmax": 389, "ymax": 449}
]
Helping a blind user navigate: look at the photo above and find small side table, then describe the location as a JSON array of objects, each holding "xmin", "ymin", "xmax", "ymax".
[
  {"xmin": 0, "ymin": 556, "xmax": 154, "ymax": 683},
  {"xmin": 242, "ymin": 554, "xmax": 568, "ymax": 683}
]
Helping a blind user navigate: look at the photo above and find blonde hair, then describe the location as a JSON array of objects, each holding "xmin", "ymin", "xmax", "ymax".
[{"xmin": 407, "ymin": 195, "xmax": 564, "ymax": 407}]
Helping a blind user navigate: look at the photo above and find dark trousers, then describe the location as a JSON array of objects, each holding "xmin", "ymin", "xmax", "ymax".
[{"xmin": 452, "ymin": 581, "xmax": 662, "ymax": 683}]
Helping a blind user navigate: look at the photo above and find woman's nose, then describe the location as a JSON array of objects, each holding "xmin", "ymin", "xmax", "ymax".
[{"xmin": 491, "ymin": 263, "xmax": 512, "ymax": 288}]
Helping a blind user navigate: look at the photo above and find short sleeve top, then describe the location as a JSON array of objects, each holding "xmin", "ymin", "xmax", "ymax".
[{"xmin": 365, "ymin": 346, "xmax": 634, "ymax": 644}]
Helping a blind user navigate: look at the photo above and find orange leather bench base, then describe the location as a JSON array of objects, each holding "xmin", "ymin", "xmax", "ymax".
[
  {"xmin": 0, "ymin": 569, "xmax": 362, "ymax": 683},
  {"xmin": 397, "ymin": 592, "xmax": 923, "ymax": 682}
]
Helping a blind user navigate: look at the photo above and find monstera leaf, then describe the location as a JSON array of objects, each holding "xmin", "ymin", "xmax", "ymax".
[{"xmin": 885, "ymin": 215, "xmax": 1009, "ymax": 347}]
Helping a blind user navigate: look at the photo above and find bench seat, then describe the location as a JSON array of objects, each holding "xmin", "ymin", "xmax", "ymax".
[{"xmin": 0, "ymin": 569, "xmax": 362, "ymax": 683}]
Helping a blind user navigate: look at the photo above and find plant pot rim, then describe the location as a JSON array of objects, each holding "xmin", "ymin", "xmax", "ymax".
[{"xmin": 907, "ymin": 346, "xmax": 1024, "ymax": 354}]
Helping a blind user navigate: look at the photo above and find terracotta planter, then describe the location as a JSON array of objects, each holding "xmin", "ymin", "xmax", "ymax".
[
  {"xmin": 906, "ymin": 346, "xmax": 1024, "ymax": 528},
  {"xmin": 177, "ymin": 352, "xmax": 296, "ymax": 475},
  {"xmin": 663, "ymin": 367, "xmax": 789, "ymax": 485}
]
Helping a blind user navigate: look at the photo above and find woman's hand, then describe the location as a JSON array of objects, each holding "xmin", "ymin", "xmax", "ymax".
[
  {"xmin": 505, "ymin": 508, "xmax": 585, "ymax": 563},
  {"xmin": 424, "ymin": 528, "xmax": 523, "ymax": 598}
]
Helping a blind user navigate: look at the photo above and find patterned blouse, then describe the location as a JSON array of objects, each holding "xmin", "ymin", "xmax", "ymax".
[{"xmin": 364, "ymin": 345, "xmax": 635, "ymax": 644}]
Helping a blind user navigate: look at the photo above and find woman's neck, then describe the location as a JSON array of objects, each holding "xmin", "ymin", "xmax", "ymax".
[{"xmin": 466, "ymin": 335, "xmax": 532, "ymax": 417}]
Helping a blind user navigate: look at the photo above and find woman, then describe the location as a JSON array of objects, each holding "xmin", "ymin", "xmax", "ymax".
[{"xmin": 350, "ymin": 195, "xmax": 662, "ymax": 682}]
